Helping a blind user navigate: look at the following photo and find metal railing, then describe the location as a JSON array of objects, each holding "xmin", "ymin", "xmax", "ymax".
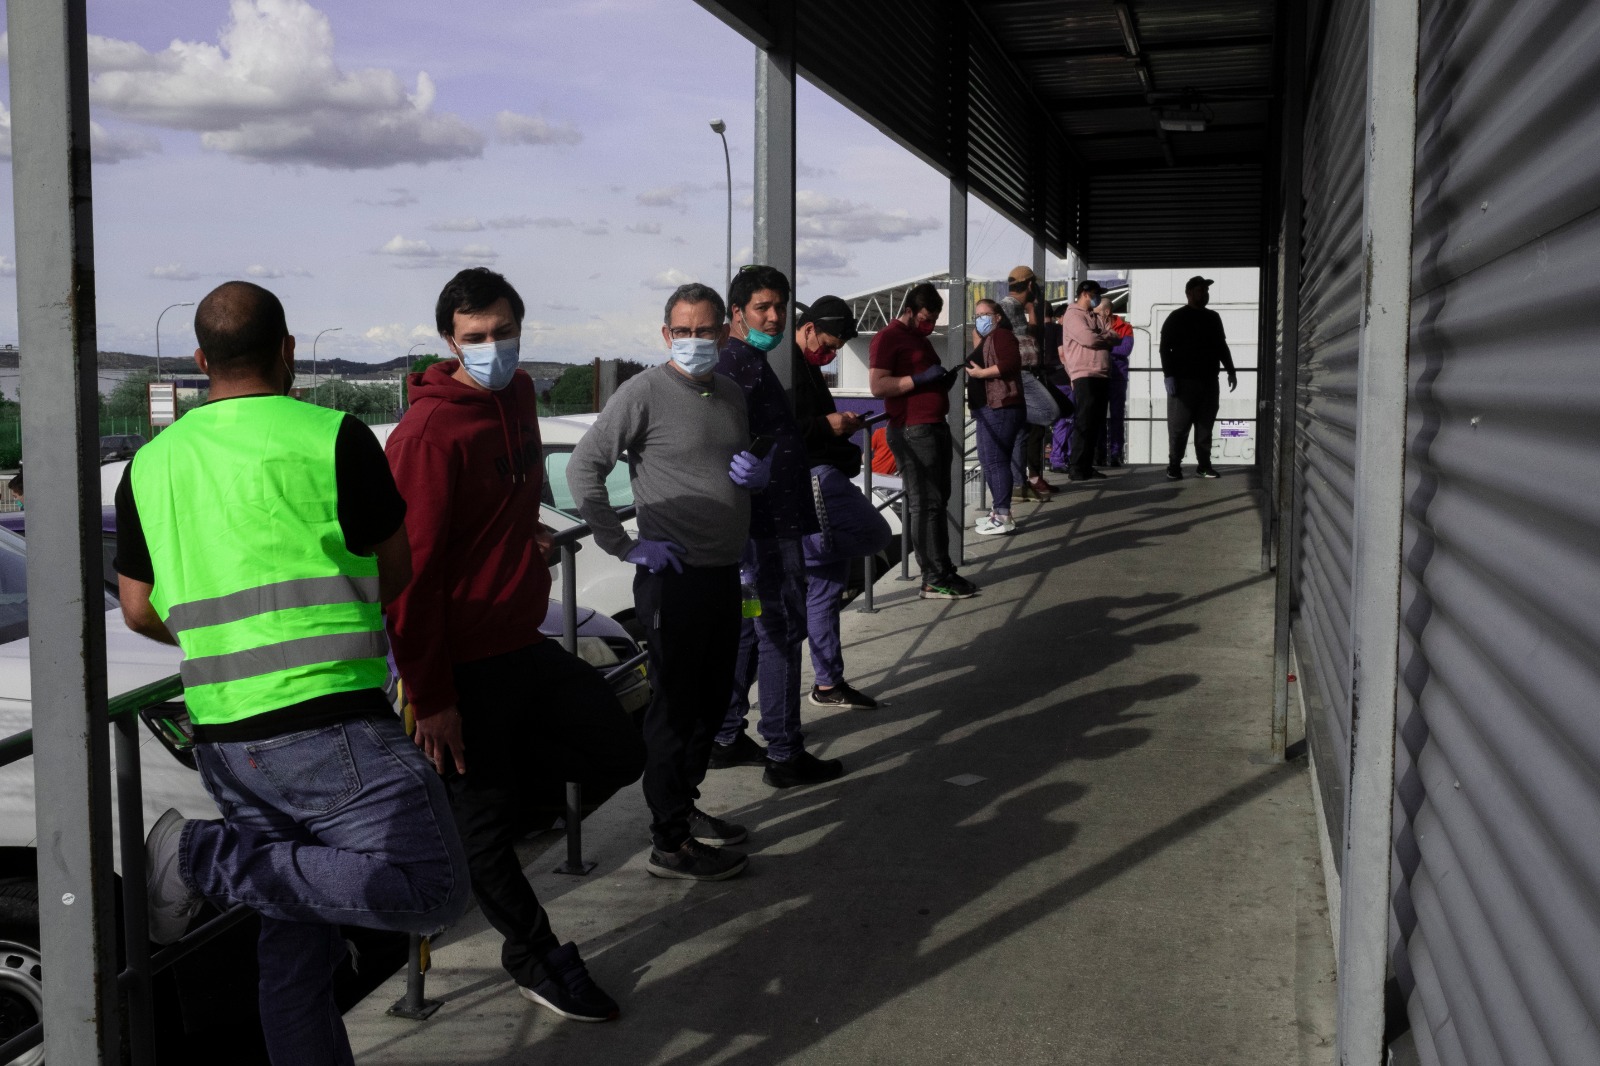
[
  {"xmin": 0, "ymin": 673, "xmax": 256, "ymax": 1065},
  {"xmin": 386, "ymin": 505, "xmax": 642, "ymax": 1022}
]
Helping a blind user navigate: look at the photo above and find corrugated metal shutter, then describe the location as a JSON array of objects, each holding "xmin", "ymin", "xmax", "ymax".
[
  {"xmin": 1291, "ymin": 0, "xmax": 1365, "ymax": 825},
  {"xmin": 1390, "ymin": 3, "xmax": 1600, "ymax": 1064},
  {"xmin": 1080, "ymin": 166, "xmax": 1263, "ymax": 268}
]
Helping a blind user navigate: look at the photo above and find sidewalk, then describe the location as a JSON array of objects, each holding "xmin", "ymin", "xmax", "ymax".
[{"xmin": 346, "ymin": 465, "xmax": 1336, "ymax": 1066}]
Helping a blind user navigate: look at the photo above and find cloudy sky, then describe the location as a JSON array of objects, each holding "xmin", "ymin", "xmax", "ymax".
[{"xmin": 0, "ymin": 0, "xmax": 1065, "ymax": 365}]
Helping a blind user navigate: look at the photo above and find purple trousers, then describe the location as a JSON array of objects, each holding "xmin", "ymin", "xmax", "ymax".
[{"xmin": 801, "ymin": 464, "xmax": 892, "ymax": 687}]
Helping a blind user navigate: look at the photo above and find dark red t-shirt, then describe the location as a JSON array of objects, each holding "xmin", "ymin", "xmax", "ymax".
[{"xmin": 870, "ymin": 319, "xmax": 949, "ymax": 427}]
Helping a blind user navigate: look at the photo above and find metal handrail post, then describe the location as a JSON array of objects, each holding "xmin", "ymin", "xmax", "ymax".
[
  {"xmin": 857, "ymin": 417, "xmax": 886, "ymax": 614},
  {"xmin": 387, "ymin": 933, "xmax": 441, "ymax": 1020},
  {"xmin": 114, "ymin": 716, "xmax": 156, "ymax": 1065},
  {"xmin": 553, "ymin": 540, "xmax": 595, "ymax": 874},
  {"xmin": 552, "ymin": 782, "xmax": 595, "ymax": 876},
  {"xmin": 899, "ymin": 493, "xmax": 912, "ymax": 580}
]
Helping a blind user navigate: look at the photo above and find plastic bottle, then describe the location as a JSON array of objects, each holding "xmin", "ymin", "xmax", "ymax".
[{"xmin": 740, "ymin": 565, "xmax": 762, "ymax": 618}]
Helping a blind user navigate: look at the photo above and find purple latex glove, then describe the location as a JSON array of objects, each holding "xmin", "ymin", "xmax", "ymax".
[
  {"xmin": 728, "ymin": 449, "xmax": 773, "ymax": 491},
  {"xmin": 625, "ymin": 538, "xmax": 684, "ymax": 573}
]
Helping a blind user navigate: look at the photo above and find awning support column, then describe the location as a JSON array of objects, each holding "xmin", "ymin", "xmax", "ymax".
[
  {"xmin": 7, "ymin": 0, "xmax": 120, "ymax": 1060},
  {"xmin": 753, "ymin": 0, "xmax": 796, "ymax": 394},
  {"xmin": 946, "ymin": 181, "xmax": 968, "ymax": 567},
  {"xmin": 1337, "ymin": 0, "xmax": 1420, "ymax": 1062}
]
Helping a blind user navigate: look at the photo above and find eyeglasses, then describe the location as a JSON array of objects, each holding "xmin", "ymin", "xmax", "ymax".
[{"xmin": 668, "ymin": 327, "xmax": 722, "ymax": 340}]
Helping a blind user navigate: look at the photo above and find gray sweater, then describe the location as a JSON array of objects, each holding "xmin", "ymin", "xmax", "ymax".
[{"xmin": 566, "ymin": 364, "xmax": 752, "ymax": 568}]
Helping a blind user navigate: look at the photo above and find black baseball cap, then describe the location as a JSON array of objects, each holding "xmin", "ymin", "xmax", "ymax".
[
  {"xmin": 1075, "ymin": 280, "xmax": 1105, "ymax": 298},
  {"xmin": 1186, "ymin": 276, "xmax": 1215, "ymax": 290},
  {"xmin": 797, "ymin": 295, "xmax": 859, "ymax": 342}
]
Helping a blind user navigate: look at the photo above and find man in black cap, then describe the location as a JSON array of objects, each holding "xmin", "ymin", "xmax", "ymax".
[
  {"xmin": 1158, "ymin": 276, "xmax": 1238, "ymax": 479},
  {"xmin": 1059, "ymin": 279, "xmax": 1122, "ymax": 482},
  {"xmin": 789, "ymin": 295, "xmax": 890, "ymax": 709}
]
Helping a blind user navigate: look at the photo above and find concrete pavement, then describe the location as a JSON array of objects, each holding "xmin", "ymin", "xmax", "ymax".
[{"xmin": 347, "ymin": 465, "xmax": 1336, "ymax": 1066}]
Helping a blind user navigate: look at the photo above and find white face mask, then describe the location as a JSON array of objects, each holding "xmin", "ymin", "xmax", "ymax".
[
  {"xmin": 458, "ymin": 337, "xmax": 520, "ymax": 391},
  {"xmin": 670, "ymin": 337, "xmax": 718, "ymax": 376}
]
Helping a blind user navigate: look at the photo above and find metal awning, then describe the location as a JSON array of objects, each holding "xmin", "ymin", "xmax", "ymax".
[{"xmin": 697, "ymin": 0, "xmax": 1277, "ymax": 267}]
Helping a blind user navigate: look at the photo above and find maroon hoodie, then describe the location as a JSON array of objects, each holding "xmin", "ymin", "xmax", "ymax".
[{"xmin": 385, "ymin": 360, "xmax": 548, "ymax": 718}]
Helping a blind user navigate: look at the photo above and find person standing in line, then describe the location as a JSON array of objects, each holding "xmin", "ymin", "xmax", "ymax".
[
  {"xmin": 1159, "ymin": 275, "xmax": 1238, "ymax": 479},
  {"xmin": 386, "ymin": 267, "xmax": 645, "ymax": 1022},
  {"xmin": 119, "ymin": 281, "xmax": 470, "ymax": 1065},
  {"xmin": 567, "ymin": 281, "xmax": 770, "ymax": 881},
  {"xmin": 867, "ymin": 282, "xmax": 973, "ymax": 600},
  {"xmin": 1060, "ymin": 280, "xmax": 1121, "ymax": 483},
  {"xmin": 1001, "ymin": 266, "xmax": 1055, "ymax": 502},
  {"xmin": 789, "ymin": 295, "xmax": 892, "ymax": 709},
  {"xmin": 966, "ymin": 298, "xmax": 1025, "ymax": 536},
  {"xmin": 711, "ymin": 265, "xmax": 846, "ymax": 790},
  {"xmin": 1096, "ymin": 297, "xmax": 1136, "ymax": 467}
]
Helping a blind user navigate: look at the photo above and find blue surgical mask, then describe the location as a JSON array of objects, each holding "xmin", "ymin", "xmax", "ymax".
[
  {"xmin": 670, "ymin": 337, "xmax": 718, "ymax": 376},
  {"xmin": 974, "ymin": 314, "xmax": 997, "ymax": 338},
  {"xmin": 743, "ymin": 328, "xmax": 783, "ymax": 353},
  {"xmin": 458, "ymin": 337, "xmax": 520, "ymax": 391}
]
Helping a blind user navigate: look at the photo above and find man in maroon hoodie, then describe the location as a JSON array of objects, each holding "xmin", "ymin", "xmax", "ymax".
[{"xmin": 386, "ymin": 267, "xmax": 645, "ymax": 1022}]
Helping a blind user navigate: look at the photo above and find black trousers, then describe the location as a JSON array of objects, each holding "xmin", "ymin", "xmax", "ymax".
[
  {"xmin": 1167, "ymin": 376, "xmax": 1221, "ymax": 468},
  {"xmin": 886, "ymin": 421, "xmax": 954, "ymax": 585},
  {"xmin": 447, "ymin": 640, "xmax": 645, "ymax": 988},
  {"xmin": 635, "ymin": 562, "xmax": 742, "ymax": 851},
  {"xmin": 1067, "ymin": 377, "xmax": 1109, "ymax": 478}
]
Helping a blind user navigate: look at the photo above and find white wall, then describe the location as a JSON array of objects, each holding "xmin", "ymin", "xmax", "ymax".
[{"xmin": 1120, "ymin": 266, "xmax": 1260, "ymax": 466}]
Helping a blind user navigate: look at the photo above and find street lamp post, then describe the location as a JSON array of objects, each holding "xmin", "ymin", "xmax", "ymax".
[
  {"xmin": 311, "ymin": 327, "xmax": 341, "ymax": 404},
  {"xmin": 403, "ymin": 342, "xmax": 426, "ymax": 415},
  {"xmin": 155, "ymin": 301, "xmax": 194, "ymax": 382},
  {"xmin": 710, "ymin": 119, "xmax": 732, "ymax": 292}
]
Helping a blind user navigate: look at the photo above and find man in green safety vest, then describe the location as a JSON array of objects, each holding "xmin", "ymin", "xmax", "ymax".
[{"xmin": 115, "ymin": 280, "xmax": 470, "ymax": 1066}]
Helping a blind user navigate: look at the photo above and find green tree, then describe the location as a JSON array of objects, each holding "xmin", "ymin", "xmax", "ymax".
[
  {"xmin": 104, "ymin": 370, "xmax": 156, "ymax": 420},
  {"xmin": 410, "ymin": 354, "xmax": 443, "ymax": 374},
  {"xmin": 548, "ymin": 365, "xmax": 594, "ymax": 412},
  {"xmin": 304, "ymin": 380, "xmax": 401, "ymax": 421}
]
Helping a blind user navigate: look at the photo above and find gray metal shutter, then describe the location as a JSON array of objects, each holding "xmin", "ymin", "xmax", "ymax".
[
  {"xmin": 1391, "ymin": 3, "xmax": 1600, "ymax": 1064},
  {"xmin": 1292, "ymin": 0, "xmax": 1366, "ymax": 823}
]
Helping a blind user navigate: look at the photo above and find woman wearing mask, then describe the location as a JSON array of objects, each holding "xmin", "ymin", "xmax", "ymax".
[{"xmin": 966, "ymin": 299, "xmax": 1024, "ymax": 536}]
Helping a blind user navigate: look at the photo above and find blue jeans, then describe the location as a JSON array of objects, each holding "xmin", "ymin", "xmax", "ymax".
[
  {"xmin": 975, "ymin": 405, "xmax": 1025, "ymax": 514},
  {"xmin": 719, "ymin": 537, "xmax": 807, "ymax": 762},
  {"xmin": 802, "ymin": 465, "xmax": 892, "ymax": 687},
  {"xmin": 185, "ymin": 712, "xmax": 470, "ymax": 1066}
]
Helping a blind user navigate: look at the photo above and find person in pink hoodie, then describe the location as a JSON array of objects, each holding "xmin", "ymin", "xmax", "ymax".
[
  {"xmin": 1058, "ymin": 280, "xmax": 1122, "ymax": 483},
  {"xmin": 386, "ymin": 267, "xmax": 644, "ymax": 1024}
]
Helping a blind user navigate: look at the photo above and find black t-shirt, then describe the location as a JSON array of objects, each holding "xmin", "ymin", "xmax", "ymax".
[{"xmin": 114, "ymin": 405, "xmax": 406, "ymax": 742}]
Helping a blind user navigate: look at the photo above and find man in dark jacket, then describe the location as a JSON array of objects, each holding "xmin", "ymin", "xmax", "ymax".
[
  {"xmin": 1158, "ymin": 276, "xmax": 1238, "ymax": 479},
  {"xmin": 791, "ymin": 296, "xmax": 891, "ymax": 710}
]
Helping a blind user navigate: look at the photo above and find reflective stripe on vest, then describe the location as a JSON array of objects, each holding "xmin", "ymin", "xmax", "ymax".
[{"xmin": 130, "ymin": 397, "xmax": 390, "ymax": 728}]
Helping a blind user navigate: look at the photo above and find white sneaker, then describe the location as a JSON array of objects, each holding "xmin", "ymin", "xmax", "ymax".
[
  {"xmin": 974, "ymin": 514, "xmax": 1014, "ymax": 536},
  {"xmin": 146, "ymin": 808, "xmax": 203, "ymax": 945}
]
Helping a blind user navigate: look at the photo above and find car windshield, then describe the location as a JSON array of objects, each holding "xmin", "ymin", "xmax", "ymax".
[
  {"xmin": 0, "ymin": 527, "xmax": 118, "ymax": 645},
  {"xmin": 543, "ymin": 447, "xmax": 633, "ymax": 516}
]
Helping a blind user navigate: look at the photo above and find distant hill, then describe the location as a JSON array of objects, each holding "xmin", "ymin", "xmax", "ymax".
[{"xmin": 0, "ymin": 348, "xmax": 592, "ymax": 378}]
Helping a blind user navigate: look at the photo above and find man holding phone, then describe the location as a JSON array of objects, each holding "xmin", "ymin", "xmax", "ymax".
[{"xmin": 710, "ymin": 265, "xmax": 846, "ymax": 789}]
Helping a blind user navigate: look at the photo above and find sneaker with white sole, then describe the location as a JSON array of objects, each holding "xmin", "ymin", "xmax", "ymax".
[
  {"xmin": 517, "ymin": 942, "xmax": 619, "ymax": 1021},
  {"xmin": 689, "ymin": 807, "xmax": 747, "ymax": 846},
  {"xmin": 146, "ymin": 808, "xmax": 204, "ymax": 946},
  {"xmin": 974, "ymin": 513, "xmax": 1014, "ymax": 536},
  {"xmin": 648, "ymin": 839, "xmax": 748, "ymax": 881},
  {"xmin": 809, "ymin": 682, "xmax": 878, "ymax": 709}
]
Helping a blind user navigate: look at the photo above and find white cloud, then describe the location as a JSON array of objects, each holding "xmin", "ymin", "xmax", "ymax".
[
  {"xmin": 581, "ymin": 224, "xmax": 610, "ymax": 236},
  {"xmin": 0, "ymin": 257, "xmax": 14, "ymax": 278},
  {"xmin": 530, "ymin": 217, "xmax": 577, "ymax": 229},
  {"xmin": 797, "ymin": 161, "xmax": 835, "ymax": 179},
  {"xmin": 363, "ymin": 322, "xmax": 437, "ymax": 347},
  {"xmin": 0, "ymin": 100, "xmax": 159, "ymax": 163},
  {"xmin": 374, "ymin": 234, "xmax": 497, "ymax": 270},
  {"xmin": 85, "ymin": 0, "xmax": 483, "ymax": 169},
  {"xmin": 428, "ymin": 218, "xmax": 485, "ymax": 232},
  {"xmin": 244, "ymin": 264, "xmax": 311, "ymax": 279},
  {"xmin": 637, "ymin": 184, "xmax": 701, "ymax": 211},
  {"xmin": 644, "ymin": 268, "xmax": 697, "ymax": 291},
  {"xmin": 495, "ymin": 111, "xmax": 582, "ymax": 146},
  {"xmin": 150, "ymin": 264, "xmax": 202, "ymax": 281},
  {"xmin": 796, "ymin": 190, "xmax": 939, "ymax": 243},
  {"xmin": 487, "ymin": 216, "xmax": 536, "ymax": 230},
  {"xmin": 796, "ymin": 239, "xmax": 855, "ymax": 277},
  {"xmin": 359, "ymin": 187, "xmax": 419, "ymax": 208},
  {"xmin": 626, "ymin": 221, "xmax": 662, "ymax": 235}
]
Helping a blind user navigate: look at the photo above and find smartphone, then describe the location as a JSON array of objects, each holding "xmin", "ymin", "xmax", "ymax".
[
  {"xmin": 139, "ymin": 701, "xmax": 199, "ymax": 771},
  {"xmin": 748, "ymin": 434, "xmax": 777, "ymax": 459}
]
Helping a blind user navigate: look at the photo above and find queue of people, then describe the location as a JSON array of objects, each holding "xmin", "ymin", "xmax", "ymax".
[{"xmin": 114, "ymin": 262, "xmax": 1234, "ymax": 1064}]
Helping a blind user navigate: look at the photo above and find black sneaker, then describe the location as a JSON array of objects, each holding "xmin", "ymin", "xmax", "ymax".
[
  {"xmin": 763, "ymin": 750, "xmax": 845, "ymax": 789},
  {"xmin": 647, "ymin": 839, "xmax": 748, "ymax": 881},
  {"xmin": 707, "ymin": 732, "xmax": 767, "ymax": 769},
  {"xmin": 689, "ymin": 807, "xmax": 747, "ymax": 846},
  {"xmin": 944, "ymin": 573, "xmax": 979, "ymax": 597},
  {"xmin": 1166, "ymin": 465, "xmax": 1182, "ymax": 480},
  {"xmin": 1084, "ymin": 468, "xmax": 1108, "ymax": 480},
  {"xmin": 809, "ymin": 683, "xmax": 878, "ymax": 709},
  {"xmin": 1197, "ymin": 467, "xmax": 1220, "ymax": 479},
  {"xmin": 518, "ymin": 942, "xmax": 619, "ymax": 1022}
]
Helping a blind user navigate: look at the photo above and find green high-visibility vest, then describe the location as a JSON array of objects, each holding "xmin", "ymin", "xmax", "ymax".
[{"xmin": 130, "ymin": 396, "xmax": 389, "ymax": 727}]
